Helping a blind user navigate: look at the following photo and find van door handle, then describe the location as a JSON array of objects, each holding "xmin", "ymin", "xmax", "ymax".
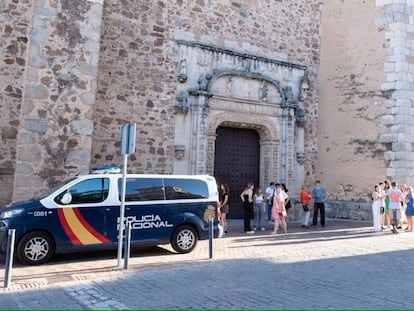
[{"xmin": 103, "ymin": 208, "xmax": 110, "ymax": 212}]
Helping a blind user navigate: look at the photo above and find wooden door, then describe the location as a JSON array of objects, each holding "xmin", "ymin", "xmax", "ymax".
[{"xmin": 214, "ymin": 126, "xmax": 260, "ymax": 218}]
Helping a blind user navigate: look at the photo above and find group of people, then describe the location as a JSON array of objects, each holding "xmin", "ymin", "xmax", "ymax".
[
  {"xmin": 371, "ymin": 180, "xmax": 414, "ymax": 233},
  {"xmin": 217, "ymin": 180, "xmax": 329, "ymax": 236},
  {"xmin": 239, "ymin": 182, "xmax": 289, "ymax": 235},
  {"xmin": 218, "ymin": 178, "xmax": 414, "ymax": 236}
]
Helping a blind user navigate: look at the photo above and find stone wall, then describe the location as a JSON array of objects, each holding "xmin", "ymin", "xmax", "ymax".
[
  {"xmin": 290, "ymin": 200, "xmax": 373, "ymax": 223},
  {"xmin": 91, "ymin": 0, "xmax": 323, "ymax": 182},
  {"xmin": 0, "ymin": 0, "xmax": 32, "ymax": 206},
  {"xmin": 10, "ymin": 0, "xmax": 104, "ymax": 202},
  {"xmin": 1, "ymin": 0, "xmax": 324, "ymax": 207},
  {"xmin": 317, "ymin": 0, "xmax": 388, "ymax": 202},
  {"xmin": 2, "ymin": 0, "xmax": 402, "ymax": 223}
]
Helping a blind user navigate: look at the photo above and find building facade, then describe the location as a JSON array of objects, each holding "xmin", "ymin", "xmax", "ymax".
[{"xmin": 0, "ymin": 0, "xmax": 411, "ymax": 219}]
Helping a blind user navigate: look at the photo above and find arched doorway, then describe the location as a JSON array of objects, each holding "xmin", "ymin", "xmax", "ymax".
[{"xmin": 214, "ymin": 126, "xmax": 260, "ymax": 219}]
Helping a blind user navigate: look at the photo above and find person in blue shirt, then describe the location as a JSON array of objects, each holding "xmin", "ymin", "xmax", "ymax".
[{"xmin": 312, "ymin": 180, "xmax": 328, "ymax": 227}]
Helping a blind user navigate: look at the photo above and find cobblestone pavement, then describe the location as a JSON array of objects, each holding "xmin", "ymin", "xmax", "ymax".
[{"xmin": 1, "ymin": 219, "xmax": 414, "ymax": 309}]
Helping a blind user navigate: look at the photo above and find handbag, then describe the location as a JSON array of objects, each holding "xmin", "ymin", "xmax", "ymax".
[{"xmin": 302, "ymin": 204, "xmax": 309, "ymax": 212}]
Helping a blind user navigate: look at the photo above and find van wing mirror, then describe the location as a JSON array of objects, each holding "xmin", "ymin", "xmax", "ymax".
[{"xmin": 61, "ymin": 193, "xmax": 72, "ymax": 205}]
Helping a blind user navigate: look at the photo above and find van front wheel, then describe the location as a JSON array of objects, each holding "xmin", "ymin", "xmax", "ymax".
[
  {"xmin": 17, "ymin": 231, "xmax": 55, "ymax": 265},
  {"xmin": 171, "ymin": 225, "xmax": 198, "ymax": 253}
]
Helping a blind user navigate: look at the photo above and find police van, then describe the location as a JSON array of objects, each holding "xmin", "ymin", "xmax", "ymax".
[{"xmin": 0, "ymin": 166, "xmax": 219, "ymax": 265}]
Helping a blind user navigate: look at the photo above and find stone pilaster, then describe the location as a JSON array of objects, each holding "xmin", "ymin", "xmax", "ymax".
[
  {"xmin": 13, "ymin": 0, "xmax": 104, "ymax": 200},
  {"xmin": 377, "ymin": 0, "xmax": 414, "ymax": 185}
]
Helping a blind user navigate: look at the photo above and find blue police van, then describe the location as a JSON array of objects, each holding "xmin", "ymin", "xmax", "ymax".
[{"xmin": 0, "ymin": 166, "xmax": 219, "ymax": 265}]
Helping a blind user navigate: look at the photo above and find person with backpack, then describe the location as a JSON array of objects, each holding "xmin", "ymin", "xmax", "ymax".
[
  {"xmin": 300, "ymin": 185, "xmax": 312, "ymax": 228},
  {"xmin": 265, "ymin": 182, "xmax": 276, "ymax": 221},
  {"xmin": 387, "ymin": 181, "xmax": 404, "ymax": 234}
]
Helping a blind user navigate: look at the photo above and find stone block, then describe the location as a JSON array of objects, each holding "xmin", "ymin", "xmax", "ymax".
[
  {"xmin": 395, "ymin": 151, "xmax": 409, "ymax": 160},
  {"xmin": 17, "ymin": 145, "xmax": 42, "ymax": 162},
  {"xmin": 389, "ymin": 22, "xmax": 407, "ymax": 31},
  {"xmin": 30, "ymin": 29, "xmax": 46, "ymax": 44},
  {"xmin": 392, "ymin": 142, "xmax": 412, "ymax": 152},
  {"xmin": 23, "ymin": 116, "xmax": 48, "ymax": 133},
  {"xmin": 395, "ymin": 61, "xmax": 410, "ymax": 71},
  {"xmin": 80, "ymin": 92, "xmax": 96, "ymax": 105},
  {"xmin": 392, "ymin": 89, "xmax": 414, "ymax": 99},
  {"xmin": 384, "ymin": 99, "xmax": 396, "ymax": 107},
  {"xmin": 390, "ymin": 38, "xmax": 406, "ymax": 48},
  {"xmin": 384, "ymin": 62, "xmax": 395, "ymax": 72},
  {"xmin": 380, "ymin": 115, "xmax": 395, "ymax": 125},
  {"xmin": 15, "ymin": 162, "xmax": 34, "ymax": 175},
  {"xmin": 381, "ymin": 81, "xmax": 396, "ymax": 90},
  {"xmin": 65, "ymin": 150, "xmax": 91, "ymax": 167},
  {"xmin": 389, "ymin": 54, "xmax": 407, "ymax": 62},
  {"xmin": 396, "ymin": 80, "xmax": 411, "ymax": 90},
  {"xmin": 70, "ymin": 119, "xmax": 94, "ymax": 135},
  {"xmin": 25, "ymin": 84, "xmax": 48, "ymax": 99},
  {"xmin": 379, "ymin": 133, "xmax": 398, "ymax": 143},
  {"xmin": 384, "ymin": 151, "xmax": 396, "ymax": 161}
]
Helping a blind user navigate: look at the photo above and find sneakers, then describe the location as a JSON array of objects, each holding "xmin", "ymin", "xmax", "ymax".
[
  {"xmin": 260, "ymin": 227, "xmax": 266, "ymax": 231},
  {"xmin": 245, "ymin": 230, "xmax": 255, "ymax": 234}
]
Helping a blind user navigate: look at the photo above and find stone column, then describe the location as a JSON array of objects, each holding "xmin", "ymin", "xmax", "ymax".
[
  {"xmin": 189, "ymin": 91, "xmax": 211, "ymax": 175},
  {"xmin": 285, "ymin": 107, "xmax": 296, "ymax": 190},
  {"xmin": 206, "ymin": 134, "xmax": 217, "ymax": 176},
  {"xmin": 260, "ymin": 139, "xmax": 279, "ymax": 188},
  {"xmin": 377, "ymin": 1, "xmax": 414, "ymax": 186},
  {"xmin": 280, "ymin": 106, "xmax": 290, "ymax": 183},
  {"xmin": 13, "ymin": 0, "xmax": 104, "ymax": 201}
]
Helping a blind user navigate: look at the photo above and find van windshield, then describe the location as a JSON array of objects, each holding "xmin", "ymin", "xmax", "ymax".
[{"xmin": 34, "ymin": 177, "xmax": 78, "ymax": 200}]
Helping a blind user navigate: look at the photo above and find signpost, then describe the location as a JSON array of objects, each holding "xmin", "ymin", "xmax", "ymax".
[{"xmin": 117, "ymin": 123, "xmax": 136, "ymax": 268}]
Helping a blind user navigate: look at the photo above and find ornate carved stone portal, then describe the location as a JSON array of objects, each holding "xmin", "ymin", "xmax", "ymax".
[{"xmin": 173, "ymin": 41, "xmax": 308, "ymax": 194}]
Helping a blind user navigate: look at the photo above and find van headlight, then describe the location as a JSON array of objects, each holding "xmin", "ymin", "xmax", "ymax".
[{"xmin": 0, "ymin": 208, "xmax": 24, "ymax": 219}]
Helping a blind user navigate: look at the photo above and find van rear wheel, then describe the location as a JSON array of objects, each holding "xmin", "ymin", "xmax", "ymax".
[
  {"xmin": 17, "ymin": 231, "xmax": 55, "ymax": 265},
  {"xmin": 171, "ymin": 225, "xmax": 198, "ymax": 253}
]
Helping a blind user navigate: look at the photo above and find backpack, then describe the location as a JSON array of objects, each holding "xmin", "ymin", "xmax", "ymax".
[{"xmin": 269, "ymin": 189, "xmax": 275, "ymax": 206}]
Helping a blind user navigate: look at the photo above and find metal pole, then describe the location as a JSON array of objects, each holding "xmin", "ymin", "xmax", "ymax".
[
  {"xmin": 4, "ymin": 229, "xmax": 16, "ymax": 288},
  {"xmin": 117, "ymin": 154, "xmax": 128, "ymax": 268},
  {"xmin": 209, "ymin": 219, "xmax": 213, "ymax": 259},
  {"xmin": 123, "ymin": 221, "xmax": 131, "ymax": 270}
]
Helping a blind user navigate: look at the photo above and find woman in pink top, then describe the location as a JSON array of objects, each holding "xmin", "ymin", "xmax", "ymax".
[{"xmin": 271, "ymin": 186, "xmax": 288, "ymax": 234}]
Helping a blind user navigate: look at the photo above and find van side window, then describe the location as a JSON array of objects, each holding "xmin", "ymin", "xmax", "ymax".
[
  {"xmin": 55, "ymin": 178, "xmax": 110, "ymax": 204},
  {"xmin": 164, "ymin": 178, "xmax": 208, "ymax": 200},
  {"xmin": 119, "ymin": 178, "xmax": 164, "ymax": 201}
]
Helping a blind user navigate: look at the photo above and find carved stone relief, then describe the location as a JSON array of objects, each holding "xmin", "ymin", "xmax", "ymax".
[{"xmin": 173, "ymin": 40, "xmax": 309, "ymax": 194}]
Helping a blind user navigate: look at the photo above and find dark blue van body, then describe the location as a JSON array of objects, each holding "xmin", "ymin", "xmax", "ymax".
[{"xmin": 0, "ymin": 173, "xmax": 219, "ymax": 265}]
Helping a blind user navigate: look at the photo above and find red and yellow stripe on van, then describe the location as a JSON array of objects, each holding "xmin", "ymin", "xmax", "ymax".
[{"xmin": 58, "ymin": 207, "xmax": 110, "ymax": 245}]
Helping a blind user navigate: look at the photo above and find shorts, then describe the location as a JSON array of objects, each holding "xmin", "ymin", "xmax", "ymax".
[
  {"xmin": 221, "ymin": 204, "xmax": 229, "ymax": 214},
  {"xmin": 390, "ymin": 208, "xmax": 401, "ymax": 219}
]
